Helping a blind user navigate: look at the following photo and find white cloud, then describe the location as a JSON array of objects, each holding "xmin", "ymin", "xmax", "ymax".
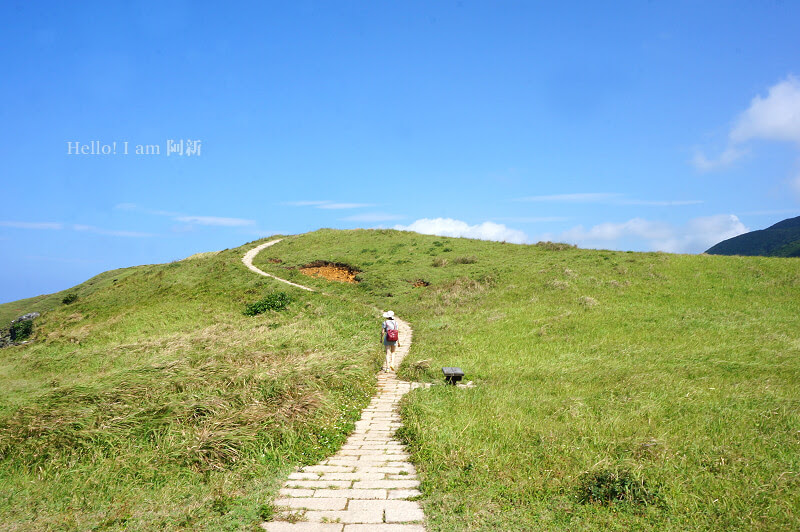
[
  {"xmin": 561, "ymin": 218, "xmax": 673, "ymax": 242},
  {"xmin": 0, "ymin": 221, "xmax": 63, "ymax": 230},
  {"xmin": 694, "ymin": 76, "xmax": 800, "ymax": 171},
  {"xmin": 555, "ymin": 214, "xmax": 747, "ymax": 253},
  {"xmin": 342, "ymin": 213, "xmax": 406, "ymax": 222},
  {"xmin": 730, "ymin": 76, "xmax": 800, "ymax": 145},
  {"xmin": 175, "ymin": 215, "xmax": 255, "ymax": 227},
  {"xmin": 673, "ymin": 215, "xmax": 748, "ymax": 253},
  {"xmin": 691, "ymin": 144, "xmax": 748, "ymax": 171},
  {"xmin": 394, "ymin": 218, "xmax": 528, "ymax": 244}
]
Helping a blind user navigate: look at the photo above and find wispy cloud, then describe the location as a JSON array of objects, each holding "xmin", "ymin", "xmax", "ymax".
[
  {"xmin": 117, "ymin": 203, "xmax": 255, "ymax": 227},
  {"xmin": 691, "ymin": 146, "xmax": 747, "ymax": 171},
  {"xmin": 175, "ymin": 216, "xmax": 255, "ymax": 227},
  {"xmin": 72, "ymin": 224, "xmax": 154, "ymax": 237},
  {"xmin": 0, "ymin": 221, "xmax": 63, "ymax": 230},
  {"xmin": 342, "ymin": 213, "xmax": 406, "ymax": 222},
  {"xmin": 551, "ymin": 214, "xmax": 747, "ymax": 253},
  {"xmin": 1, "ymin": 219, "xmax": 154, "ymax": 237},
  {"xmin": 395, "ymin": 218, "xmax": 528, "ymax": 244}
]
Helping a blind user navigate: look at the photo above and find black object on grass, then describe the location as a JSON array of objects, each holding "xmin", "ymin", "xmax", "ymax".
[{"xmin": 442, "ymin": 367, "xmax": 464, "ymax": 385}]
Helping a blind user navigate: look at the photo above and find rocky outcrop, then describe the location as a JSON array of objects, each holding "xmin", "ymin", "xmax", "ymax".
[
  {"xmin": 1, "ymin": 312, "xmax": 40, "ymax": 347},
  {"xmin": 11, "ymin": 312, "xmax": 40, "ymax": 324}
]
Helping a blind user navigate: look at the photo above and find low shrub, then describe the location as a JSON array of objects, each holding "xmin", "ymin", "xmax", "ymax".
[
  {"xmin": 244, "ymin": 292, "xmax": 292, "ymax": 316},
  {"xmin": 536, "ymin": 241, "xmax": 577, "ymax": 251},
  {"xmin": 453, "ymin": 255, "xmax": 478, "ymax": 264},
  {"xmin": 576, "ymin": 468, "xmax": 661, "ymax": 506},
  {"xmin": 62, "ymin": 293, "xmax": 79, "ymax": 304},
  {"xmin": 432, "ymin": 258, "xmax": 448, "ymax": 267},
  {"xmin": 258, "ymin": 503, "xmax": 275, "ymax": 521},
  {"xmin": 9, "ymin": 320, "xmax": 33, "ymax": 341}
]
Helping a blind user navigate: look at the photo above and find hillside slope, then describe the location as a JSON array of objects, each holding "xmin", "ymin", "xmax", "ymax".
[
  {"xmin": 706, "ymin": 215, "xmax": 800, "ymax": 257},
  {"xmin": 2, "ymin": 229, "xmax": 799, "ymax": 531},
  {"xmin": 0, "ymin": 267, "xmax": 141, "ymax": 327},
  {"xmin": 254, "ymin": 229, "xmax": 800, "ymax": 531},
  {"xmin": 0, "ymin": 238, "xmax": 381, "ymax": 530}
]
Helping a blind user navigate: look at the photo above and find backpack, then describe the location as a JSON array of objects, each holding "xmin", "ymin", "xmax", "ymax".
[{"xmin": 386, "ymin": 321, "xmax": 399, "ymax": 342}]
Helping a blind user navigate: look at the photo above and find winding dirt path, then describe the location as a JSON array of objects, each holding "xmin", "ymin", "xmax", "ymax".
[
  {"xmin": 242, "ymin": 239, "xmax": 314, "ymax": 292},
  {"xmin": 243, "ymin": 240, "xmax": 428, "ymax": 531}
]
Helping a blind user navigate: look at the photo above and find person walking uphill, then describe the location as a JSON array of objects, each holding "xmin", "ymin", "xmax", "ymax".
[{"xmin": 381, "ymin": 310, "xmax": 400, "ymax": 372}]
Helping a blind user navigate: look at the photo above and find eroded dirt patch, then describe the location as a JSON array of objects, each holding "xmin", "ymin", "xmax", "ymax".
[{"xmin": 300, "ymin": 261, "xmax": 361, "ymax": 284}]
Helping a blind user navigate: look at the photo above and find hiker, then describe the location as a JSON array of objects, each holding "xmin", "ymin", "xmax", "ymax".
[{"xmin": 381, "ymin": 310, "xmax": 399, "ymax": 372}]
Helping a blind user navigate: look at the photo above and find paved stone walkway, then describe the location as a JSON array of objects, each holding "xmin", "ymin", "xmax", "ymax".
[
  {"xmin": 243, "ymin": 242, "xmax": 428, "ymax": 531},
  {"xmin": 263, "ymin": 319, "xmax": 427, "ymax": 531}
]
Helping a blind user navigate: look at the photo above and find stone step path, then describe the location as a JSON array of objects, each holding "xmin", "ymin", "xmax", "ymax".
[
  {"xmin": 262, "ymin": 318, "xmax": 427, "ymax": 531},
  {"xmin": 243, "ymin": 242, "xmax": 429, "ymax": 531}
]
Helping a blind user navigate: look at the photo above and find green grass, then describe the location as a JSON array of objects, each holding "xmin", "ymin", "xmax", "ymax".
[
  {"xmin": 0, "ymin": 267, "xmax": 140, "ymax": 328},
  {"xmin": 0, "ymin": 239, "xmax": 382, "ymax": 530},
  {"xmin": 3, "ymin": 228, "xmax": 799, "ymax": 530},
  {"xmin": 252, "ymin": 229, "xmax": 800, "ymax": 531}
]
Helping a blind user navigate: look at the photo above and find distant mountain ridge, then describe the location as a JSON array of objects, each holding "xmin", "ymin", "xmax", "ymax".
[{"xmin": 706, "ymin": 215, "xmax": 800, "ymax": 257}]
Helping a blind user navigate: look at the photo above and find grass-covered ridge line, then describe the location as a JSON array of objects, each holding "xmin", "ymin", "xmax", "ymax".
[
  {"xmin": 254, "ymin": 229, "xmax": 800, "ymax": 531},
  {"xmin": 0, "ymin": 266, "xmax": 141, "ymax": 328},
  {"xmin": 0, "ymin": 239, "xmax": 381, "ymax": 530}
]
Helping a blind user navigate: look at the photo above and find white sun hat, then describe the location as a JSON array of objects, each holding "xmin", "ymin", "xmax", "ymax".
[{"xmin": 382, "ymin": 310, "xmax": 395, "ymax": 318}]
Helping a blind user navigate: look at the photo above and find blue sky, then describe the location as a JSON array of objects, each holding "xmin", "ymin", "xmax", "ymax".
[{"xmin": 2, "ymin": 1, "xmax": 800, "ymax": 303}]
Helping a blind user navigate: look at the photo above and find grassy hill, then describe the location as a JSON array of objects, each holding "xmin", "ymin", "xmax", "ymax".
[
  {"xmin": 0, "ymin": 267, "xmax": 141, "ymax": 328},
  {"xmin": 253, "ymin": 230, "xmax": 800, "ymax": 531},
  {"xmin": 0, "ymin": 239, "xmax": 381, "ymax": 530},
  {"xmin": 706, "ymin": 215, "xmax": 800, "ymax": 257},
  {"xmin": 2, "ymin": 229, "xmax": 799, "ymax": 530}
]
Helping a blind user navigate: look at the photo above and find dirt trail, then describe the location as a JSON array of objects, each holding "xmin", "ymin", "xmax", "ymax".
[
  {"xmin": 243, "ymin": 240, "xmax": 428, "ymax": 531},
  {"xmin": 242, "ymin": 240, "xmax": 314, "ymax": 292}
]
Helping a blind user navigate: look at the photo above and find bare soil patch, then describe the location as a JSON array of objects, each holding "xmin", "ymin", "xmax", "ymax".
[{"xmin": 300, "ymin": 261, "xmax": 361, "ymax": 284}]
